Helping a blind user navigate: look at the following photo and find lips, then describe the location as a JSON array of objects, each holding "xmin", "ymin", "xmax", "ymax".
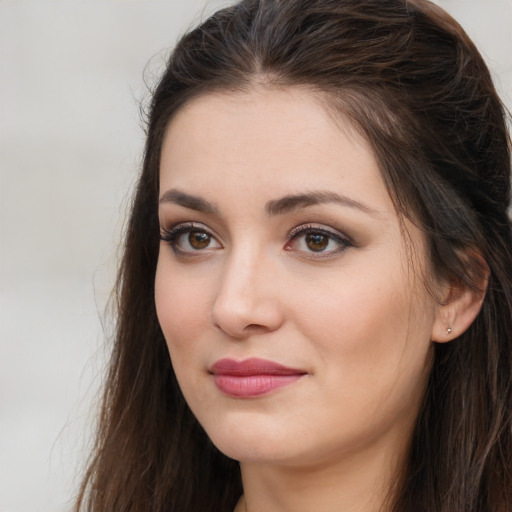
[{"xmin": 209, "ymin": 358, "xmax": 307, "ymax": 398}]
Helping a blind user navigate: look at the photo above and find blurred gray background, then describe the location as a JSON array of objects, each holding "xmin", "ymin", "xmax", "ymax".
[{"xmin": 1, "ymin": 1, "xmax": 511, "ymax": 511}]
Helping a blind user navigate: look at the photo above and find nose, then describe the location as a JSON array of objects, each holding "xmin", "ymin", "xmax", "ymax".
[{"xmin": 211, "ymin": 249, "xmax": 285, "ymax": 339}]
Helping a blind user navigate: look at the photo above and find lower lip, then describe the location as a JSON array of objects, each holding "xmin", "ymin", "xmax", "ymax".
[{"xmin": 213, "ymin": 374, "xmax": 304, "ymax": 398}]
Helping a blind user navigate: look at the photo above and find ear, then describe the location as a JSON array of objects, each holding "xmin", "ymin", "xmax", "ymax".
[{"xmin": 431, "ymin": 253, "xmax": 489, "ymax": 343}]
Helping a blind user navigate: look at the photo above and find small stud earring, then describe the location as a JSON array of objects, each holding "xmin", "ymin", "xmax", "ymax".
[{"xmin": 446, "ymin": 327, "xmax": 453, "ymax": 335}]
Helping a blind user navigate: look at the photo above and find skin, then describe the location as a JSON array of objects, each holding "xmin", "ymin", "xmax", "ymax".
[{"xmin": 155, "ymin": 87, "xmax": 453, "ymax": 512}]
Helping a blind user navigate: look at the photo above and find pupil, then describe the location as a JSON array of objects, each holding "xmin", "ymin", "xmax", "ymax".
[
  {"xmin": 189, "ymin": 231, "xmax": 210, "ymax": 249},
  {"xmin": 306, "ymin": 233, "xmax": 328, "ymax": 251}
]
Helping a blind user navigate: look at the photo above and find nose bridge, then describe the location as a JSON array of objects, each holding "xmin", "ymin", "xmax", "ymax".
[
  {"xmin": 224, "ymin": 244, "xmax": 261, "ymax": 294},
  {"xmin": 211, "ymin": 241, "xmax": 283, "ymax": 338}
]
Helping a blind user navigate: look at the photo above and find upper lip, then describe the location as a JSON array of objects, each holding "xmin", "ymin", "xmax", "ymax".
[{"xmin": 210, "ymin": 357, "xmax": 306, "ymax": 376}]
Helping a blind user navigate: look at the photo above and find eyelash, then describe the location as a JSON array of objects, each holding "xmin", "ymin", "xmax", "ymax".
[
  {"xmin": 286, "ymin": 224, "xmax": 352, "ymax": 256},
  {"xmin": 160, "ymin": 223, "xmax": 217, "ymax": 255},
  {"xmin": 160, "ymin": 223, "xmax": 198, "ymax": 243},
  {"xmin": 160, "ymin": 222, "xmax": 352, "ymax": 257}
]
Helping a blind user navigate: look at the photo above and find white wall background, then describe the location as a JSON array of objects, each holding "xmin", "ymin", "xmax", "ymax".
[{"xmin": 0, "ymin": 1, "xmax": 510, "ymax": 511}]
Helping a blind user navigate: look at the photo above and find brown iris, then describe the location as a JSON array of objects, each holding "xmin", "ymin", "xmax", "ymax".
[
  {"xmin": 306, "ymin": 233, "xmax": 328, "ymax": 252},
  {"xmin": 189, "ymin": 231, "xmax": 210, "ymax": 249}
]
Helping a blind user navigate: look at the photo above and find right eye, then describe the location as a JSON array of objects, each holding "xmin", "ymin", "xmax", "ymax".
[{"xmin": 160, "ymin": 223, "xmax": 222, "ymax": 254}]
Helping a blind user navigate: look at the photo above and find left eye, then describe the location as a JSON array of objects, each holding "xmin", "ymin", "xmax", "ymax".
[{"xmin": 286, "ymin": 226, "xmax": 350, "ymax": 255}]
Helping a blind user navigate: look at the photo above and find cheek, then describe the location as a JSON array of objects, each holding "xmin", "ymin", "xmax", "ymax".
[
  {"xmin": 154, "ymin": 257, "xmax": 219, "ymax": 416},
  {"xmin": 291, "ymin": 267, "xmax": 435, "ymax": 403},
  {"xmin": 292, "ymin": 270, "xmax": 404, "ymax": 347},
  {"xmin": 154, "ymin": 257, "xmax": 212, "ymax": 361}
]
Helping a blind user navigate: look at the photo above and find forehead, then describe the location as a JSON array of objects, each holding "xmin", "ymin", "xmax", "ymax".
[
  {"xmin": 163, "ymin": 87, "xmax": 364, "ymax": 155},
  {"xmin": 160, "ymin": 88, "xmax": 391, "ymax": 207}
]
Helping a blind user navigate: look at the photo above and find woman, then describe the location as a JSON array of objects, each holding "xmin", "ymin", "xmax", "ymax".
[{"xmin": 75, "ymin": 0, "xmax": 512, "ymax": 511}]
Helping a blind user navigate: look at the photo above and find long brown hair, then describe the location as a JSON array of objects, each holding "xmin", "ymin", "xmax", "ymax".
[{"xmin": 75, "ymin": 1, "xmax": 512, "ymax": 510}]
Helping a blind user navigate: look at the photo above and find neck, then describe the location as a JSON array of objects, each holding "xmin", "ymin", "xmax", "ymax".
[{"xmin": 237, "ymin": 441, "xmax": 406, "ymax": 512}]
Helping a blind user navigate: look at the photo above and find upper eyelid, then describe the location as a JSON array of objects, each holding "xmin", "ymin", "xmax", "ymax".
[
  {"xmin": 159, "ymin": 222, "xmax": 219, "ymax": 243},
  {"xmin": 161, "ymin": 221, "xmax": 214, "ymax": 234},
  {"xmin": 159, "ymin": 221, "xmax": 353, "ymax": 247},
  {"xmin": 288, "ymin": 223, "xmax": 352, "ymax": 242},
  {"xmin": 160, "ymin": 223, "xmax": 222, "ymax": 253}
]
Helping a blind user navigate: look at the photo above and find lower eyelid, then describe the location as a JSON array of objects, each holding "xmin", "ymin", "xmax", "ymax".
[
  {"xmin": 160, "ymin": 223, "xmax": 223, "ymax": 254},
  {"xmin": 285, "ymin": 234, "xmax": 351, "ymax": 257},
  {"xmin": 161, "ymin": 223, "xmax": 352, "ymax": 253}
]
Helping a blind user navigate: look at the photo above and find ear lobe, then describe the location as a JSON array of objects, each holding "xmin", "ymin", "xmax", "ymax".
[{"xmin": 431, "ymin": 255, "xmax": 489, "ymax": 343}]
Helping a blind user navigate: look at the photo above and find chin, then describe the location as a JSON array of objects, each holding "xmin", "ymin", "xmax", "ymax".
[
  {"xmin": 213, "ymin": 438, "xmax": 296, "ymax": 465},
  {"xmin": 202, "ymin": 415, "xmax": 301, "ymax": 464}
]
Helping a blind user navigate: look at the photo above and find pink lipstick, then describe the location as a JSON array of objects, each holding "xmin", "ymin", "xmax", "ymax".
[{"xmin": 210, "ymin": 358, "xmax": 306, "ymax": 398}]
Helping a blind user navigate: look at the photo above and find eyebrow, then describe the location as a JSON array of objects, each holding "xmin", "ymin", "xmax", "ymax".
[
  {"xmin": 159, "ymin": 188, "xmax": 379, "ymax": 217},
  {"xmin": 159, "ymin": 189, "xmax": 218, "ymax": 214},
  {"xmin": 265, "ymin": 191, "xmax": 380, "ymax": 217}
]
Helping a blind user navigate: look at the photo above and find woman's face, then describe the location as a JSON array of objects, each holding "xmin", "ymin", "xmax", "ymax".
[{"xmin": 155, "ymin": 88, "xmax": 443, "ymax": 467}]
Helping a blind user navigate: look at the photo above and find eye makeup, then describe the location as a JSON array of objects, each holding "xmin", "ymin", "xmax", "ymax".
[
  {"xmin": 159, "ymin": 219, "xmax": 355, "ymax": 261},
  {"xmin": 286, "ymin": 223, "xmax": 353, "ymax": 257},
  {"xmin": 160, "ymin": 222, "xmax": 221, "ymax": 255}
]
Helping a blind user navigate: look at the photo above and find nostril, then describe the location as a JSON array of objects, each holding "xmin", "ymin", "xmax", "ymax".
[{"xmin": 245, "ymin": 323, "xmax": 270, "ymax": 333}]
